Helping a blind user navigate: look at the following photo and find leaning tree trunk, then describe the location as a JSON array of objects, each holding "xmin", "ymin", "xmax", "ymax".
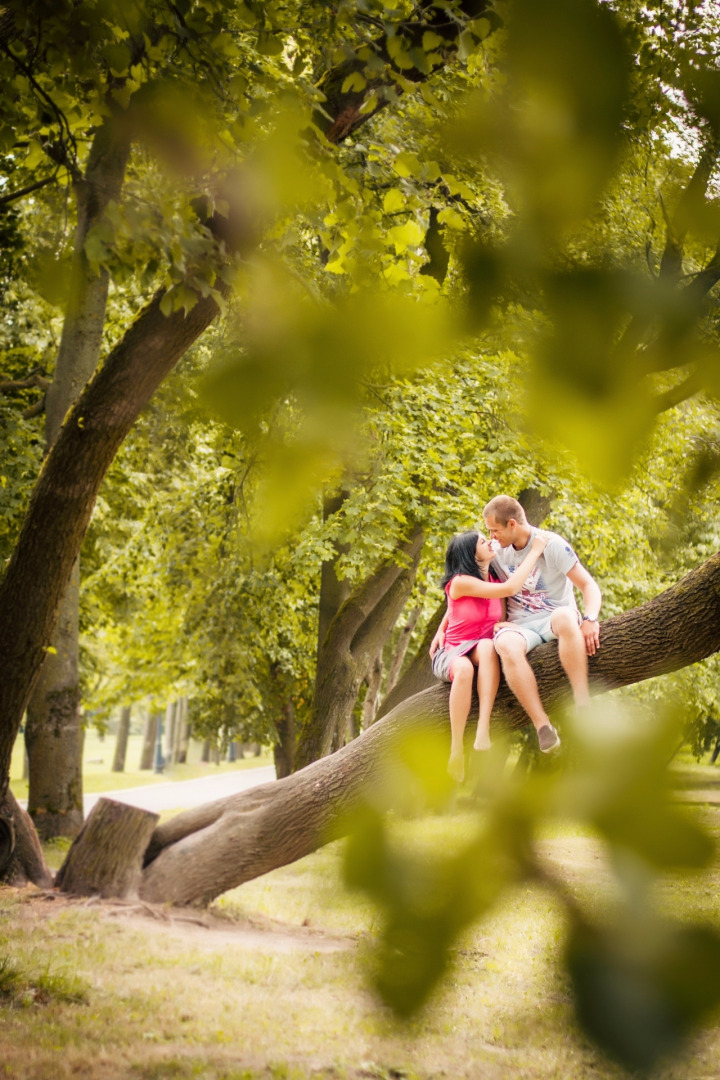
[
  {"xmin": 25, "ymin": 121, "xmax": 131, "ymax": 839},
  {"xmin": 49, "ymin": 551, "xmax": 718, "ymax": 907},
  {"xmin": 295, "ymin": 525, "xmax": 425, "ymax": 770}
]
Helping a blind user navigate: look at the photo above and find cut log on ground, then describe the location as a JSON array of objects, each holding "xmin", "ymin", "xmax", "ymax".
[{"xmin": 56, "ymin": 798, "xmax": 159, "ymax": 899}]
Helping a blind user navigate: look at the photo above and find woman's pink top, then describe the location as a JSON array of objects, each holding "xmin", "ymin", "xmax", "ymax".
[{"xmin": 444, "ymin": 579, "xmax": 503, "ymax": 645}]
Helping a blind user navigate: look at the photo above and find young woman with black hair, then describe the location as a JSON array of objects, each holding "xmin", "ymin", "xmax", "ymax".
[{"xmin": 430, "ymin": 529, "xmax": 548, "ymax": 782}]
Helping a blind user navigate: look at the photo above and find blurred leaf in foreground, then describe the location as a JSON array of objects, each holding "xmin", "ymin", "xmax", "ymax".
[{"xmin": 568, "ymin": 917, "xmax": 720, "ymax": 1073}]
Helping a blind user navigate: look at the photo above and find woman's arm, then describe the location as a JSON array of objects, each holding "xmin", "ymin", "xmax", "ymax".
[
  {"xmin": 429, "ymin": 611, "xmax": 449, "ymax": 657},
  {"xmin": 448, "ymin": 533, "xmax": 548, "ymax": 599}
]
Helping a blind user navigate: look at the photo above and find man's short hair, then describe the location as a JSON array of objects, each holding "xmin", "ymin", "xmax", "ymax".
[{"xmin": 483, "ymin": 495, "xmax": 527, "ymax": 525}]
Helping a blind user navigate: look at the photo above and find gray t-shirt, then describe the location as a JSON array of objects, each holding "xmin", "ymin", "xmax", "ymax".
[{"xmin": 490, "ymin": 529, "xmax": 578, "ymax": 624}]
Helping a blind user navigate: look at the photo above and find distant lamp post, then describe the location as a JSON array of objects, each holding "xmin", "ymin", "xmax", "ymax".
[{"xmin": 153, "ymin": 713, "xmax": 165, "ymax": 774}]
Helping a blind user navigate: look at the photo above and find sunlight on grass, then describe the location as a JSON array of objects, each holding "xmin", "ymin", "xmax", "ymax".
[{"xmin": 2, "ymin": 803, "xmax": 720, "ymax": 1079}]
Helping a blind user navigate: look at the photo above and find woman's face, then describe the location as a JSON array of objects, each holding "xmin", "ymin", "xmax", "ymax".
[{"xmin": 475, "ymin": 534, "xmax": 494, "ymax": 562}]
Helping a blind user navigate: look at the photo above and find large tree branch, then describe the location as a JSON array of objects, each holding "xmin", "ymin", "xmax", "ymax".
[
  {"xmin": 0, "ymin": 287, "xmax": 224, "ymax": 790},
  {"xmin": 0, "ymin": 173, "xmax": 58, "ymax": 207},
  {"xmin": 328, "ymin": 527, "xmax": 425, "ymax": 655},
  {"xmin": 658, "ymin": 139, "xmax": 720, "ymax": 283},
  {"xmin": 618, "ymin": 139, "xmax": 720, "ymax": 360},
  {"xmin": 295, "ymin": 527, "xmax": 425, "ymax": 769},
  {"xmin": 131, "ymin": 552, "xmax": 720, "ymax": 906}
]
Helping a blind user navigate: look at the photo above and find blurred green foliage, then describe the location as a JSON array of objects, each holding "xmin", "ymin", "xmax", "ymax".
[
  {"xmin": 2, "ymin": 0, "xmax": 720, "ymax": 1068},
  {"xmin": 344, "ymin": 707, "xmax": 720, "ymax": 1071}
]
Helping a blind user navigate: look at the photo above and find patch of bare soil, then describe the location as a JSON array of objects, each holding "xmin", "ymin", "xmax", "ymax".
[{"xmin": 10, "ymin": 886, "xmax": 357, "ymax": 953}]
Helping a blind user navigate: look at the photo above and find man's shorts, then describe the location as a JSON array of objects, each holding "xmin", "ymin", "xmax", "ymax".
[
  {"xmin": 432, "ymin": 639, "xmax": 483, "ymax": 682},
  {"xmin": 493, "ymin": 607, "xmax": 579, "ymax": 654}
]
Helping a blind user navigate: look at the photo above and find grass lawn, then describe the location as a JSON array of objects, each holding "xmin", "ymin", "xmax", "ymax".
[{"xmin": 1, "ymin": 799, "xmax": 720, "ymax": 1080}]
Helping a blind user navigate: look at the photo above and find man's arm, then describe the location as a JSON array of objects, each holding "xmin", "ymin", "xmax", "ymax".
[{"xmin": 567, "ymin": 562, "xmax": 602, "ymax": 656}]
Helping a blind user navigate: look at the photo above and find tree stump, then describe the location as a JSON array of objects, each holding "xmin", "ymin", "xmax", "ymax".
[{"xmin": 56, "ymin": 798, "xmax": 158, "ymax": 899}]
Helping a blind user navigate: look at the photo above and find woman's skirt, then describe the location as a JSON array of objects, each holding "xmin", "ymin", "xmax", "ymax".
[{"xmin": 431, "ymin": 638, "xmax": 486, "ymax": 682}]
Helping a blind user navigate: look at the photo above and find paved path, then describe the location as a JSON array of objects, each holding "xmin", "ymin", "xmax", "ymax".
[{"xmin": 83, "ymin": 765, "xmax": 277, "ymax": 815}]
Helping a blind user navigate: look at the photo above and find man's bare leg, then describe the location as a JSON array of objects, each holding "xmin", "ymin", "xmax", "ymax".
[
  {"xmin": 551, "ymin": 609, "xmax": 590, "ymax": 706},
  {"xmin": 493, "ymin": 630, "xmax": 551, "ymax": 733}
]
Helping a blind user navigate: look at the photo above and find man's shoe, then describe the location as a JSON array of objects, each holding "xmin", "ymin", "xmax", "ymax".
[{"xmin": 537, "ymin": 724, "xmax": 561, "ymax": 754}]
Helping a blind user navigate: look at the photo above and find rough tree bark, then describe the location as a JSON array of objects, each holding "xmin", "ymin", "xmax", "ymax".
[
  {"xmin": 139, "ymin": 713, "xmax": 159, "ymax": 771},
  {"xmin": 294, "ymin": 525, "xmax": 425, "ymax": 770},
  {"xmin": 269, "ymin": 663, "xmax": 297, "ymax": 779},
  {"xmin": 25, "ymin": 120, "xmax": 131, "ymax": 839},
  {"xmin": 0, "ymin": 283, "xmax": 230, "ymax": 877},
  {"xmin": 317, "ymin": 489, "xmax": 353, "ymax": 654},
  {"xmin": 112, "ymin": 551, "xmax": 720, "ymax": 906},
  {"xmin": 56, "ymin": 799, "xmax": 158, "ymax": 899},
  {"xmin": 112, "ymin": 706, "xmax": 132, "ymax": 773}
]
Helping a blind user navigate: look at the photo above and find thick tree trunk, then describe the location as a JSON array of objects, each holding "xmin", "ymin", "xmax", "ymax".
[
  {"xmin": 25, "ymin": 121, "xmax": 131, "ymax": 838},
  {"xmin": 295, "ymin": 525, "xmax": 424, "ymax": 770},
  {"xmin": 0, "ymin": 284, "xmax": 225, "ymax": 793},
  {"xmin": 112, "ymin": 705, "xmax": 132, "ymax": 773},
  {"xmin": 362, "ymin": 653, "xmax": 385, "ymax": 727},
  {"xmin": 139, "ymin": 712, "xmax": 158, "ymax": 770},
  {"xmin": 317, "ymin": 489, "xmax": 352, "ymax": 654},
  {"xmin": 0, "ymin": 790, "xmax": 53, "ymax": 887},
  {"xmin": 164, "ymin": 701, "xmax": 177, "ymax": 766},
  {"xmin": 24, "ymin": 563, "xmax": 84, "ymax": 838},
  {"xmin": 174, "ymin": 698, "xmax": 190, "ymax": 764},
  {"xmin": 271, "ymin": 663, "xmax": 296, "ymax": 779},
  {"xmin": 56, "ymin": 799, "xmax": 158, "ymax": 899},
  {"xmin": 134, "ymin": 552, "xmax": 720, "ymax": 907}
]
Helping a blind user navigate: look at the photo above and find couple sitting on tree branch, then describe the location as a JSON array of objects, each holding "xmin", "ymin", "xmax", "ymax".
[{"xmin": 430, "ymin": 495, "xmax": 602, "ymax": 782}]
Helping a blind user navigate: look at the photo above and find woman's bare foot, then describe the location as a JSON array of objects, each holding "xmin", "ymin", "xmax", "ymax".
[
  {"xmin": 447, "ymin": 750, "xmax": 465, "ymax": 783},
  {"xmin": 473, "ymin": 726, "xmax": 491, "ymax": 751}
]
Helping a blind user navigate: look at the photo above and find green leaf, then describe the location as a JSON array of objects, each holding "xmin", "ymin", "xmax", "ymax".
[
  {"xmin": 382, "ymin": 188, "xmax": 405, "ymax": 214},
  {"xmin": 341, "ymin": 71, "xmax": 366, "ymax": 94}
]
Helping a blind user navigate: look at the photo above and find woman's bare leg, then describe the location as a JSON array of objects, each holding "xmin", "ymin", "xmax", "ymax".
[
  {"xmin": 448, "ymin": 656, "xmax": 474, "ymax": 782},
  {"xmin": 473, "ymin": 639, "xmax": 499, "ymax": 750}
]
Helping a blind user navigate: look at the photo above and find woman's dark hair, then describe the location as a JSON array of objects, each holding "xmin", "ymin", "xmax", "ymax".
[{"xmin": 440, "ymin": 530, "xmax": 483, "ymax": 589}]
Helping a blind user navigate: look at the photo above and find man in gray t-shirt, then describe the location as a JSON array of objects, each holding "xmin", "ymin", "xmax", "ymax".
[{"xmin": 484, "ymin": 494, "xmax": 603, "ymax": 753}]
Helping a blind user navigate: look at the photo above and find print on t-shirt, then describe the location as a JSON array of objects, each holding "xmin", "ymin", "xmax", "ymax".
[{"xmin": 491, "ymin": 531, "xmax": 578, "ymax": 626}]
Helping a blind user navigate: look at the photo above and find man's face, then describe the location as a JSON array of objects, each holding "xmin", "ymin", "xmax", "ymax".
[{"xmin": 484, "ymin": 514, "xmax": 516, "ymax": 548}]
